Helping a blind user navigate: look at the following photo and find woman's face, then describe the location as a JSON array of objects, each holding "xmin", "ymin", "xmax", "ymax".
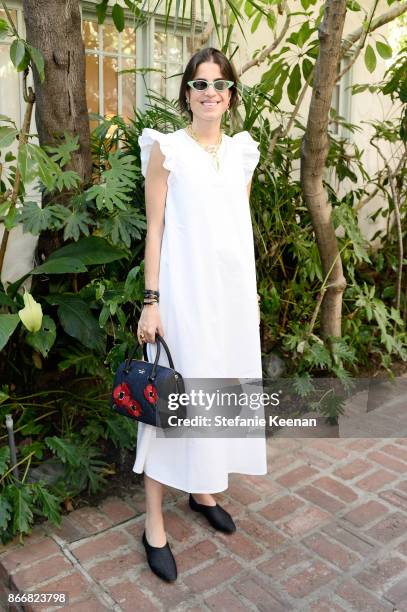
[{"xmin": 186, "ymin": 60, "xmax": 232, "ymax": 123}]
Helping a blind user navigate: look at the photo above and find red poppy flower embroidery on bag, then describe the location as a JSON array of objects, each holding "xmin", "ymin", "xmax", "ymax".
[
  {"xmin": 127, "ymin": 401, "xmax": 142, "ymax": 417},
  {"xmin": 113, "ymin": 383, "xmax": 132, "ymax": 407},
  {"xmin": 144, "ymin": 383, "xmax": 158, "ymax": 404}
]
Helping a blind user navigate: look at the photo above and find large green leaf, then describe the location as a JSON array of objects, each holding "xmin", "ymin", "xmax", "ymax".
[
  {"xmin": 96, "ymin": 0, "xmax": 109, "ymax": 24},
  {"xmin": 25, "ymin": 315, "xmax": 56, "ymax": 358},
  {"xmin": 85, "ymin": 152, "xmax": 137, "ymax": 212},
  {"xmin": 99, "ymin": 207, "xmax": 146, "ymax": 247},
  {"xmin": 10, "ymin": 40, "xmax": 29, "ymax": 71},
  {"xmin": 46, "ymin": 295, "xmax": 106, "ymax": 352},
  {"xmin": 376, "ymin": 41, "xmax": 392, "ymax": 60},
  {"xmin": 0, "ymin": 314, "xmax": 20, "ymax": 350},
  {"xmin": 45, "ymin": 436, "xmax": 81, "ymax": 466},
  {"xmin": 302, "ymin": 58, "xmax": 313, "ymax": 82},
  {"xmin": 287, "ymin": 64, "xmax": 301, "ymax": 105},
  {"xmin": 33, "ymin": 483, "xmax": 61, "ymax": 525},
  {"xmin": 364, "ymin": 44, "xmax": 376, "ymax": 73},
  {"xmin": 61, "ymin": 209, "xmax": 94, "ymax": 241},
  {"xmin": 0, "ymin": 126, "xmax": 18, "ymax": 149},
  {"xmin": 26, "ymin": 43, "xmax": 45, "ymax": 82},
  {"xmin": 8, "ymin": 485, "xmax": 34, "ymax": 535},
  {"xmin": 48, "ymin": 236, "xmax": 127, "ymax": 265},
  {"xmin": 18, "ymin": 201, "xmax": 55, "ymax": 234},
  {"xmin": 7, "ymin": 257, "xmax": 88, "ymax": 298},
  {"xmin": 112, "ymin": 3, "xmax": 125, "ymax": 31},
  {"xmin": 31, "ymin": 257, "xmax": 88, "ymax": 275},
  {"xmin": 296, "ymin": 22, "xmax": 313, "ymax": 48},
  {"xmin": 45, "ymin": 132, "xmax": 80, "ymax": 166}
]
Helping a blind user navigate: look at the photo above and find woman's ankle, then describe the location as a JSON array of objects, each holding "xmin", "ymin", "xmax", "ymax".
[
  {"xmin": 144, "ymin": 514, "xmax": 167, "ymax": 546},
  {"xmin": 191, "ymin": 493, "xmax": 216, "ymax": 506}
]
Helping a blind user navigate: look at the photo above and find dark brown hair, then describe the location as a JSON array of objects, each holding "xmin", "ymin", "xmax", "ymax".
[{"xmin": 178, "ymin": 47, "xmax": 240, "ymax": 122}]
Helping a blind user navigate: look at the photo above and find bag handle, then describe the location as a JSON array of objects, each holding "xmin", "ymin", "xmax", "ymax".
[{"xmin": 124, "ymin": 333, "xmax": 175, "ymax": 376}]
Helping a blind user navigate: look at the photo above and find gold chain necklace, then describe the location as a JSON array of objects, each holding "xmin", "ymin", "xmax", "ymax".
[{"xmin": 185, "ymin": 124, "xmax": 224, "ymax": 172}]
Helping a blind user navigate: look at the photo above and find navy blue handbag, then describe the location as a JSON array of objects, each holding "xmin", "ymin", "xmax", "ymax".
[{"xmin": 110, "ymin": 334, "xmax": 186, "ymax": 428}]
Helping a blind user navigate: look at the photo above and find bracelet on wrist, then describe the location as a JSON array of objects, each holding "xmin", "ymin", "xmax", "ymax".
[{"xmin": 144, "ymin": 289, "xmax": 159, "ymax": 297}]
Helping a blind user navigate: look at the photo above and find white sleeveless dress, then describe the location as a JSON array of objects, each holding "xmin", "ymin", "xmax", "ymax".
[{"xmin": 132, "ymin": 126, "xmax": 268, "ymax": 493}]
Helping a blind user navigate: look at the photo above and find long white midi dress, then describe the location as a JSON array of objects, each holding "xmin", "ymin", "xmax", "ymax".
[{"xmin": 132, "ymin": 126, "xmax": 268, "ymax": 493}]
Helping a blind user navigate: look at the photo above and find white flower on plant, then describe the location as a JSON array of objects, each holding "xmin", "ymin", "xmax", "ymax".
[{"xmin": 18, "ymin": 290, "xmax": 43, "ymax": 333}]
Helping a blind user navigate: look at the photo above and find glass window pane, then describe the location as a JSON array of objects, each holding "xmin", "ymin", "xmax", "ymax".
[
  {"xmin": 83, "ymin": 19, "xmax": 98, "ymax": 50},
  {"xmin": 154, "ymin": 32, "xmax": 166, "ymax": 61},
  {"xmin": 85, "ymin": 53, "xmax": 99, "ymax": 113},
  {"xmin": 166, "ymin": 63, "xmax": 182, "ymax": 100},
  {"xmin": 167, "ymin": 34, "xmax": 182, "ymax": 63},
  {"xmin": 104, "ymin": 56, "xmax": 118, "ymax": 118},
  {"xmin": 103, "ymin": 23, "xmax": 118, "ymax": 53},
  {"xmin": 150, "ymin": 61, "xmax": 165, "ymax": 96},
  {"xmin": 122, "ymin": 26, "xmax": 136, "ymax": 55},
  {"xmin": 85, "ymin": 53, "xmax": 99, "ymax": 130},
  {"xmin": 122, "ymin": 57, "xmax": 136, "ymax": 122}
]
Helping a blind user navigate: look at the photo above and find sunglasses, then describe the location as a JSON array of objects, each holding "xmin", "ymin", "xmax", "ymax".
[{"xmin": 187, "ymin": 79, "xmax": 234, "ymax": 92}]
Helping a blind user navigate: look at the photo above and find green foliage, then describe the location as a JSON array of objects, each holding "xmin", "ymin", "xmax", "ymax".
[
  {"xmin": 25, "ymin": 315, "xmax": 57, "ymax": 357},
  {"xmin": 112, "ymin": 3, "xmax": 125, "ymax": 31},
  {"xmin": 47, "ymin": 236, "xmax": 128, "ymax": 265},
  {"xmin": 0, "ymin": 314, "xmax": 20, "ymax": 350},
  {"xmin": 365, "ymin": 44, "xmax": 377, "ymax": 73},
  {"xmin": 8, "ymin": 485, "xmax": 34, "ymax": 535},
  {"xmin": 0, "ymin": 126, "xmax": 18, "ymax": 148},
  {"xmin": 9, "ymin": 39, "xmax": 45, "ymax": 81},
  {"xmin": 32, "ymin": 482, "xmax": 61, "ymax": 525},
  {"xmin": 58, "ymin": 345, "xmax": 103, "ymax": 375},
  {"xmin": 85, "ymin": 151, "xmax": 138, "ymax": 211},
  {"xmin": 0, "ymin": 18, "xmax": 9, "ymax": 39},
  {"xmin": 0, "ymin": 387, "xmax": 137, "ymax": 543},
  {"xmin": 45, "ymin": 294, "xmax": 106, "ymax": 353}
]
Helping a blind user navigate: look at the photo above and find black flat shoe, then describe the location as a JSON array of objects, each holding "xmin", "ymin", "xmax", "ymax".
[
  {"xmin": 189, "ymin": 494, "xmax": 236, "ymax": 533},
  {"xmin": 142, "ymin": 530, "xmax": 177, "ymax": 582}
]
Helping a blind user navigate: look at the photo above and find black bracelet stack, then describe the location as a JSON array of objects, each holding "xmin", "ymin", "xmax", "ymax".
[{"xmin": 143, "ymin": 289, "xmax": 159, "ymax": 306}]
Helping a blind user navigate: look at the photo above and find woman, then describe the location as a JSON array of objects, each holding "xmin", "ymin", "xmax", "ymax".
[{"xmin": 135, "ymin": 47, "xmax": 267, "ymax": 582}]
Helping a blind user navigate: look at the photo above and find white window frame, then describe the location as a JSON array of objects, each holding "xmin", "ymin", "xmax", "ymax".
[
  {"xmin": 80, "ymin": 9, "xmax": 139, "ymax": 120},
  {"xmin": 151, "ymin": 17, "xmax": 207, "ymax": 100}
]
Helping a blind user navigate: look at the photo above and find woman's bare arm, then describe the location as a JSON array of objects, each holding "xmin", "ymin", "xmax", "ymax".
[{"xmin": 137, "ymin": 141, "xmax": 169, "ymax": 344}]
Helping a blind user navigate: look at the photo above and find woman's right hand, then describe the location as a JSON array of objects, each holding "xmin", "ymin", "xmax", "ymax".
[{"xmin": 137, "ymin": 304, "xmax": 165, "ymax": 345}]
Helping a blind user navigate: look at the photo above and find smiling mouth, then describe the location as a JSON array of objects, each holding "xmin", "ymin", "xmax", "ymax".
[{"xmin": 201, "ymin": 101, "xmax": 220, "ymax": 107}]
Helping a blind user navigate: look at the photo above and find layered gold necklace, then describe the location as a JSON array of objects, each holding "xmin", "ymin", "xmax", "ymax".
[{"xmin": 185, "ymin": 124, "xmax": 224, "ymax": 172}]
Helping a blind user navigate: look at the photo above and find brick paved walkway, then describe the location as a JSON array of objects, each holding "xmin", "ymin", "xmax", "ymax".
[{"xmin": 1, "ymin": 385, "xmax": 407, "ymax": 611}]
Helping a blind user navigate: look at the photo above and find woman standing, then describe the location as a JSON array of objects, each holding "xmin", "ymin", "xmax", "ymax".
[{"xmin": 135, "ymin": 47, "xmax": 267, "ymax": 582}]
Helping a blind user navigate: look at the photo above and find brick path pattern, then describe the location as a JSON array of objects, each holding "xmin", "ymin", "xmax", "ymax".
[{"xmin": 1, "ymin": 434, "xmax": 407, "ymax": 611}]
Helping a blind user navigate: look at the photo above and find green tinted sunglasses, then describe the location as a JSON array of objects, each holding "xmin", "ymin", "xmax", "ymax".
[{"xmin": 187, "ymin": 79, "xmax": 234, "ymax": 92}]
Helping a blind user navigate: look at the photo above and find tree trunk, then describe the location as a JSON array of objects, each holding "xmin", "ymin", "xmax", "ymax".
[
  {"xmin": 22, "ymin": 0, "xmax": 92, "ymax": 184},
  {"xmin": 300, "ymin": 0, "xmax": 347, "ymax": 340},
  {"xmin": 23, "ymin": 0, "xmax": 92, "ymax": 262}
]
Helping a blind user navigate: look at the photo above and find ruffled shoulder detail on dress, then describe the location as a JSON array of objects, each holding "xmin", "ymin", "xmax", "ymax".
[
  {"xmin": 138, "ymin": 128, "xmax": 176, "ymax": 178},
  {"xmin": 231, "ymin": 131, "xmax": 260, "ymax": 185}
]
